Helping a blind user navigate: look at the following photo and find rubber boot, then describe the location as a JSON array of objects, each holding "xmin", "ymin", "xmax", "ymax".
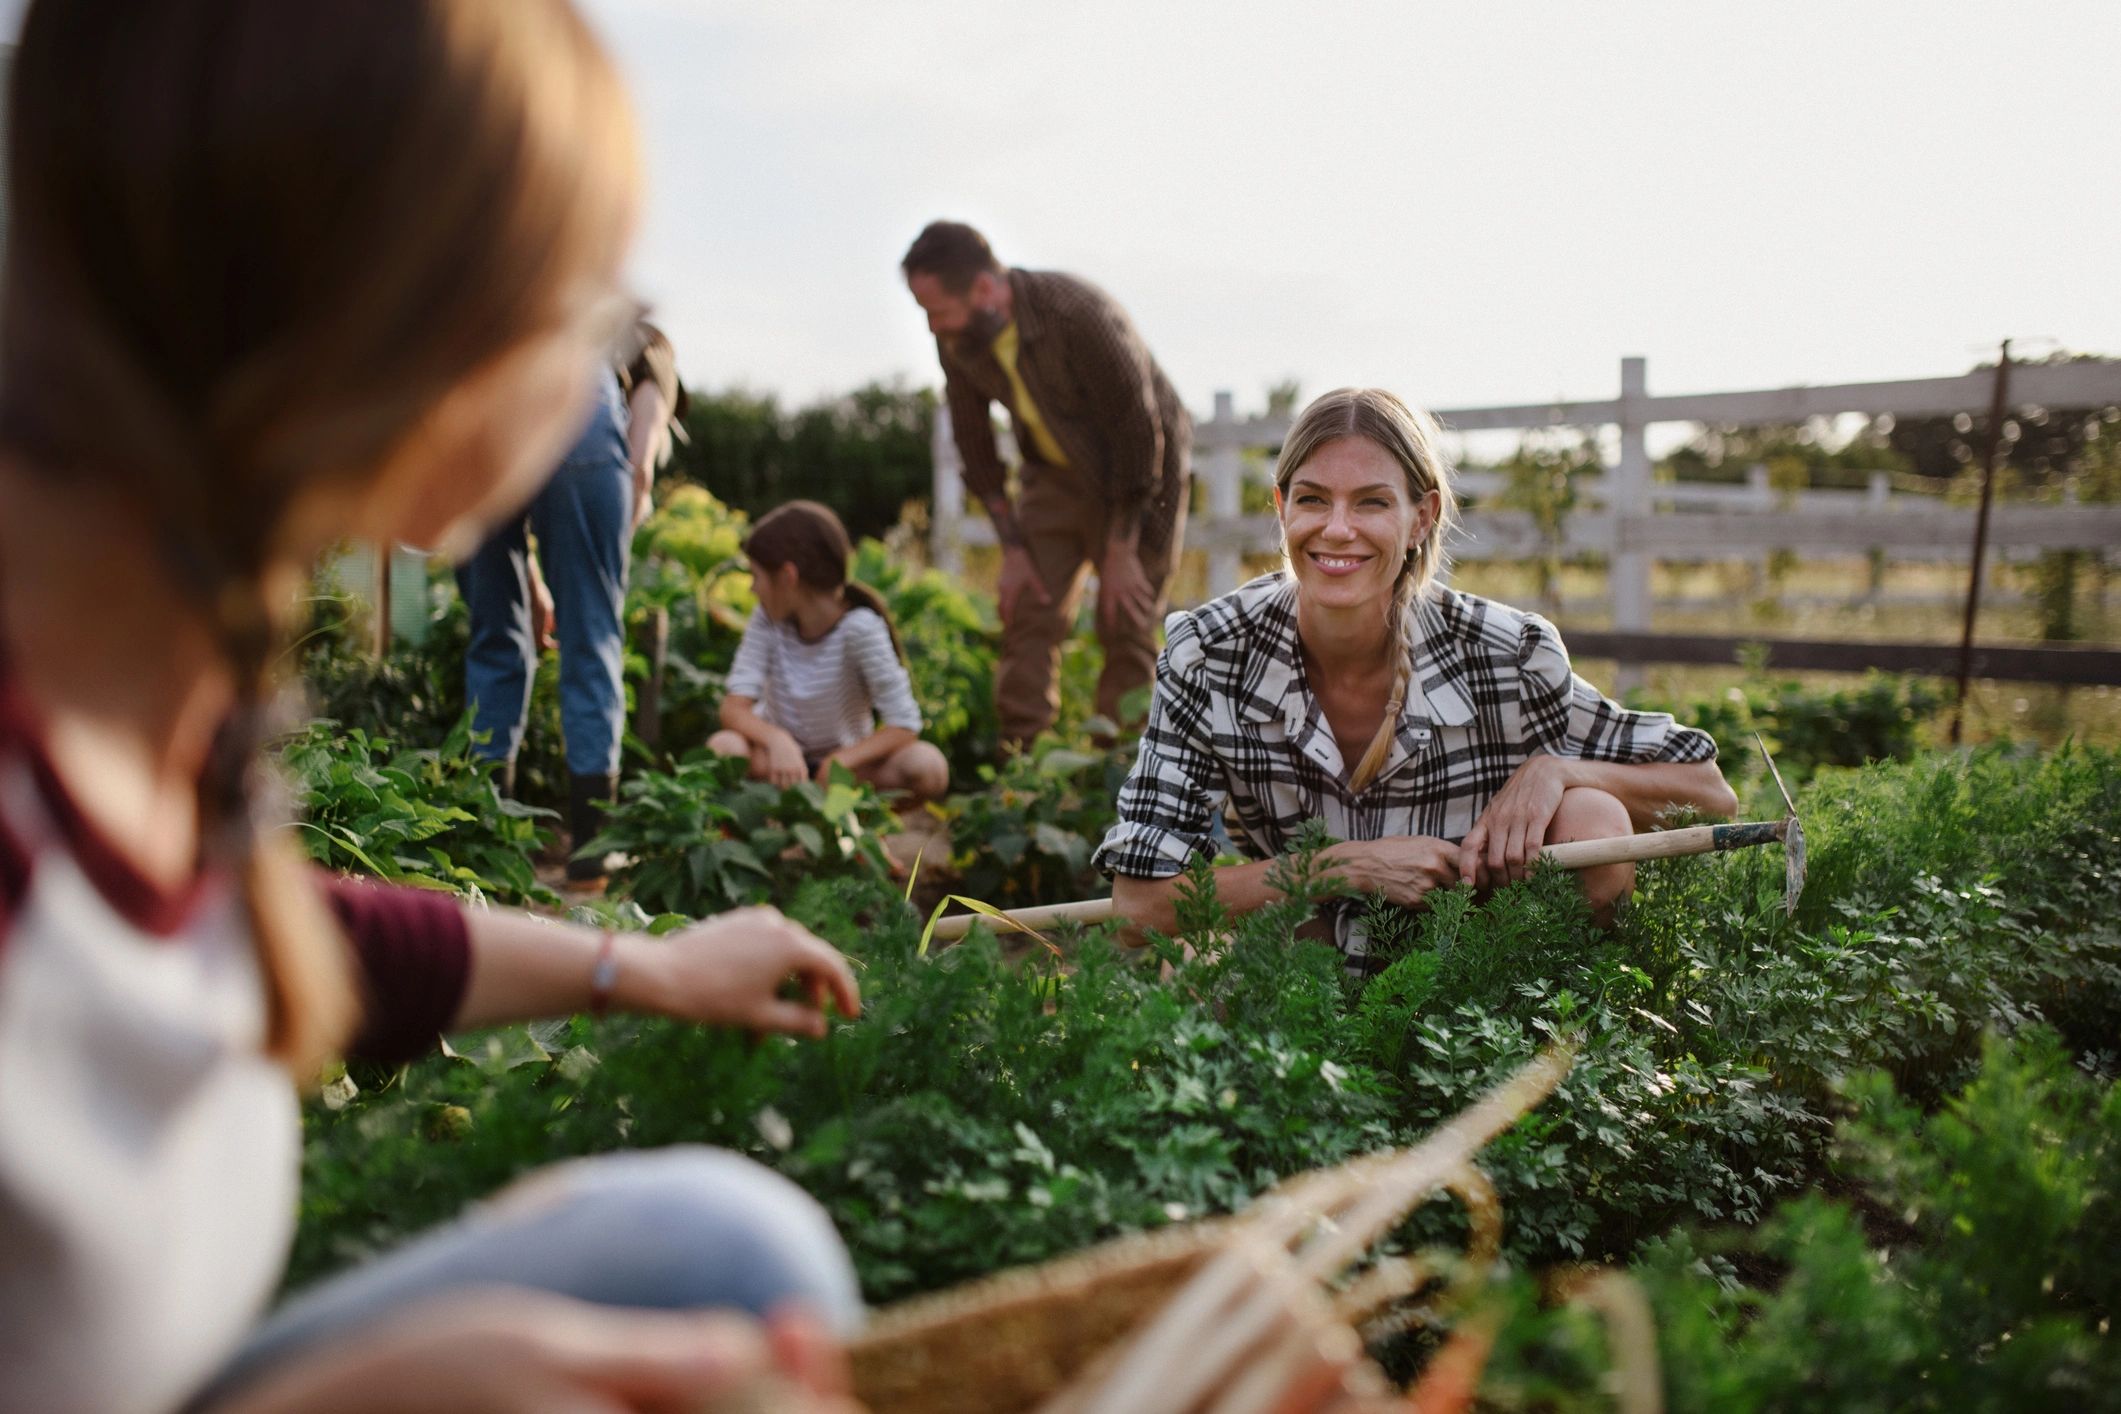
[{"xmin": 566, "ymin": 771, "xmax": 618, "ymax": 885}]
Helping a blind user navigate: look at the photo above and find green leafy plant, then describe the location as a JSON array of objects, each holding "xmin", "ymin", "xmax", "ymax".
[
  {"xmin": 282, "ymin": 714, "xmax": 558, "ymax": 907},
  {"xmin": 585, "ymin": 753, "xmax": 896, "ymax": 917},
  {"xmin": 941, "ymin": 736, "xmax": 1133, "ymax": 909},
  {"xmin": 291, "ymin": 743, "xmax": 2121, "ymax": 1352},
  {"xmin": 1631, "ymin": 668, "xmax": 1944, "ymax": 784}
]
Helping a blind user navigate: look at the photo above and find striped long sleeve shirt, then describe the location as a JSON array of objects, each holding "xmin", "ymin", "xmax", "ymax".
[{"xmin": 724, "ymin": 606, "xmax": 922, "ymax": 758}]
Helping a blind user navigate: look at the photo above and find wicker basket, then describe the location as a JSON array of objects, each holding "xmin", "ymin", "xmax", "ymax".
[
  {"xmin": 850, "ymin": 1219, "xmax": 1231, "ymax": 1414},
  {"xmin": 848, "ymin": 1047, "xmax": 1572, "ymax": 1414}
]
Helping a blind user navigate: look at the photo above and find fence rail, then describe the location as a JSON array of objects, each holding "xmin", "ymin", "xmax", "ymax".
[
  {"xmin": 929, "ymin": 355, "xmax": 2121, "ymax": 685},
  {"xmin": 1560, "ymin": 632, "xmax": 2121, "ymax": 687}
]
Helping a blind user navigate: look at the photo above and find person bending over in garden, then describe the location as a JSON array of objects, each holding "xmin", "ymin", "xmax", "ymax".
[
  {"xmin": 456, "ymin": 312, "xmax": 687, "ymax": 890},
  {"xmin": 1094, "ymin": 387, "xmax": 1739, "ymax": 972},
  {"xmin": 0, "ymin": 4, "xmax": 864, "ymax": 1412},
  {"xmin": 710, "ymin": 501, "xmax": 951, "ymax": 804},
  {"xmin": 903, "ymin": 220, "xmax": 1191, "ymax": 749}
]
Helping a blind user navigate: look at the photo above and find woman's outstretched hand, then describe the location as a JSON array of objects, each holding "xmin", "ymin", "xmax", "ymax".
[
  {"xmin": 1458, "ymin": 753, "xmax": 1572, "ymax": 888},
  {"xmin": 208, "ymin": 1290, "xmax": 860, "ymax": 1414},
  {"xmin": 624, "ymin": 907, "xmax": 861, "ymax": 1039}
]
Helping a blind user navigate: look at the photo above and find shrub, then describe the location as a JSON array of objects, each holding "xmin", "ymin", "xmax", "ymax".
[
  {"xmin": 1634, "ymin": 1030, "xmax": 2121, "ymax": 1412},
  {"xmin": 282, "ymin": 714, "xmax": 558, "ymax": 908},
  {"xmin": 584, "ymin": 754, "xmax": 897, "ymax": 917},
  {"xmin": 668, "ymin": 383, "xmax": 936, "ymax": 543},
  {"xmin": 292, "ymin": 745, "xmax": 2121, "ymax": 1337},
  {"xmin": 942, "ymin": 737, "xmax": 1132, "ymax": 909},
  {"xmin": 1630, "ymin": 669, "xmax": 1944, "ymax": 784}
]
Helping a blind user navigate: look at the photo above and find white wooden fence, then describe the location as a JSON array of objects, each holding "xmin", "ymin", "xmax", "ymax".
[{"xmin": 929, "ymin": 356, "xmax": 2121, "ymax": 630}]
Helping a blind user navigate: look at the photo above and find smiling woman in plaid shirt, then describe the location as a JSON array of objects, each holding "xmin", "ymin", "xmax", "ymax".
[{"xmin": 1093, "ymin": 387, "xmax": 1738, "ymax": 968}]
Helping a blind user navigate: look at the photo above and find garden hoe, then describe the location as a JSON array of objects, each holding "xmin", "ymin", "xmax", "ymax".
[{"xmin": 927, "ymin": 735, "xmax": 1805, "ymax": 944}]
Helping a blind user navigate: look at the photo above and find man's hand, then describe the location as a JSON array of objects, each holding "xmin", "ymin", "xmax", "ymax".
[
  {"xmin": 1328, "ymin": 836, "xmax": 1463, "ymax": 908},
  {"xmin": 626, "ymin": 905, "xmax": 862, "ymax": 1037},
  {"xmin": 997, "ymin": 543, "xmax": 1053, "ymax": 626},
  {"xmin": 205, "ymin": 1290, "xmax": 859, "ymax": 1414},
  {"xmin": 762, "ymin": 731, "xmax": 809, "ymax": 789},
  {"xmin": 1459, "ymin": 754, "xmax": 1572, "ymax": 888},
  {"xmin": 1098, "ymin": 537, "xmax": 1156, "ymax": 634}
]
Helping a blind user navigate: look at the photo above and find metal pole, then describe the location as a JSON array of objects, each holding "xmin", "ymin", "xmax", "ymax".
[{"xmin": 1949, "ymin": 340, "xmax": 2012, "ymax": 745}]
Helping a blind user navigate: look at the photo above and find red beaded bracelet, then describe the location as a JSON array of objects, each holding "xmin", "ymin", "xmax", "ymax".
[{"xmin": 588, "ymin": 930, "xmax": 620, "ymax": 1017}]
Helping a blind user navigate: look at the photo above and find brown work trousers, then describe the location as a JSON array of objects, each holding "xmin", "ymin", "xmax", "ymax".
[{"xmin": 998, "ymin": 459, "xmax": 1188, "ymax": 747}]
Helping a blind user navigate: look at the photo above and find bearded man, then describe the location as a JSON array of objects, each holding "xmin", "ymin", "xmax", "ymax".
[{"xmin": 903, "ymin": 220, "xmax": 1191, "ymax": 748}]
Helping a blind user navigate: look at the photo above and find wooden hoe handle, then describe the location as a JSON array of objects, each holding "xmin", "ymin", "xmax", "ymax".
[
  {"xmin": 1539, "ymin": 819, "xmax": 1786, "ymax": 871},
  {"xmin": 927, "ymin": 822, "xmax": 1791, "ymax": 943},
  {"xmin": 926, "ymin": 896, "xmax": 1118, "ymax": 943}
]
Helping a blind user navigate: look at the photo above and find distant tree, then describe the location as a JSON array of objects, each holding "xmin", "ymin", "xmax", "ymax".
[
  {"xmin": 1884, "ymin": 351, "xmax": 2121, "ymax": 491},
  {"xmin": 1491, "ymin": 430, "xmax": 1602, "ymax": 615},
  {"xmin": 666, "ymin": 382, "xmax": 938, "ymax": 542},
  {"xmin": 1264, "ymin": 379, "xmax": 1303, "ymax": 420},
  {"xmin": 1658, "ymin": 421, "xmax": 1909, "ymax": 489}
]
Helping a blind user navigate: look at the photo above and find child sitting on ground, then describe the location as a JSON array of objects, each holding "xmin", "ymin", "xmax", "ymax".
[{"xmin": 710, "ymin": 502, "xmax": 951, "ymax": 804}]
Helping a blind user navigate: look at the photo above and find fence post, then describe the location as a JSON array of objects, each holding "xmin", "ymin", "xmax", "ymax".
[
  {"xmin": 1609, "ymin": 356, "xmax": 1651, "ymax": 692},
  {"xmin": 1744, "ymin": 462, "xmax": 1776, "ymax": 604},
  {"xmin": 930, "ymin": 403, "xmax": 963, "ymax": 576},
  {"xmin": 1204, "ymin": 390, "xmax": 1243, "ymax": 597}
]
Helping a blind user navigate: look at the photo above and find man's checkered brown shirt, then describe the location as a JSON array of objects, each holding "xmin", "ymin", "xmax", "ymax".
[{"xmin": 938, "ymin": 268, "xmax": 1189, "ymax": 543}]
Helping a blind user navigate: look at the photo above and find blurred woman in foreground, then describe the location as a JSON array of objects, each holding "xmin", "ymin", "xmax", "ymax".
[{"xmin": 0, "ymin": 3, "xmax": 861, "ymax": 1410}]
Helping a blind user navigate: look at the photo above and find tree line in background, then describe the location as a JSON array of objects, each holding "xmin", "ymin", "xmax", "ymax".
[{"xmin": 664, "ymin": 381, "xmax": 937, "ymax": 543}]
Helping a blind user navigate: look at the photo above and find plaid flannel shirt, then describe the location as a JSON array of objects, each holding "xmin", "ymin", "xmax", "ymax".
[
  {"xmin": 1092, "ymin": 574, "xmax": 1720, "ymax": 966},
  {"xmin": 938, "ymin": 268, "xmax": 1190, "ymax": 540}
]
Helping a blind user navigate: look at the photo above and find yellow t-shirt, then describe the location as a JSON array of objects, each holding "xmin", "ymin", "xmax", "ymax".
[{"xmin": 992, "ymin": 320, "xmax": 1070, "ymax": 468}]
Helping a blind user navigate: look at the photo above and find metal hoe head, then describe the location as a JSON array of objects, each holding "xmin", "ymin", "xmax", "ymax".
[{"xmin": 1755, "ymin": 733, "xmax": 1806, "ymax": 916}]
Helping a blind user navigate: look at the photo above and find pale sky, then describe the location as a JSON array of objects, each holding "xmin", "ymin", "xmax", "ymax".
[
  {"xmin": 5, "ymin": 1, "xmax": 2116, "ymax": 416},
  {"xmin": 580, "ymin": 0, "xmax": 2121, "ymax": 415}
]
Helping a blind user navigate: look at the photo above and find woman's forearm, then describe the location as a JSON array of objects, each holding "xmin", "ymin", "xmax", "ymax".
[
  {"xmin": 1559, "ymin": 758, "xmax": 1739, "ymax": 829},
  {"xmin": 453, "ymin": 908, "xmax": 675, "ymax": 1030},
  {"xmin": 625, "ymin": 382, "xmax": 671, "ymax": 475},
  {"xmin": 1110, "ymin": 842, "xmax": 1383, "ymax": 943}
]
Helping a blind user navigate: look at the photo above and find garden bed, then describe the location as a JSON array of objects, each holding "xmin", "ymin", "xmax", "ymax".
[{"xmin": 290, "ymin": 738, "xmax": 2121, "ymax": 1403}]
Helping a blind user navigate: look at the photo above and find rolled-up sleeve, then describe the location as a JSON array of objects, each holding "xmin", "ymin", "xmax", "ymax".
[
  {"xmin": 1092, "ymin": 615, "xmax": 1226, "ymax": 879},
  {"xmin": 318, "ymin": 872, "xmax": 471, "ymax": 1065},
  {"xmin": 1517, "ymin": 615, "xmax": 1718, "ymax": 764}
]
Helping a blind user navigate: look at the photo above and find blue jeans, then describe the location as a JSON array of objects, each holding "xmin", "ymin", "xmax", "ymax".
[
  {"xmin": 458, "ymin": 372, "xmax": 632, "ymax": 776},
  {"xmin": 193, "ymin": 1148, "xmax": 863, "ymax": 1408}
]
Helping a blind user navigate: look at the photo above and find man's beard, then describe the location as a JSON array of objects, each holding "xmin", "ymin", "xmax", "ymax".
[{"xmin": 951, "ymin": 302, "xmax": 1008, "ymax": 356}]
